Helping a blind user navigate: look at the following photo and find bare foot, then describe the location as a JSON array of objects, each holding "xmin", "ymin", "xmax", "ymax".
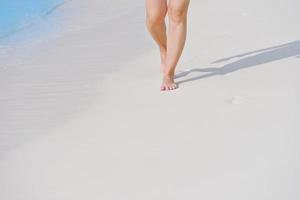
[
  {"xmin": 159, "ymin": 49, "xmax": 178, "ymax": 91},
  {"xmin": 160, "ymin": 75, "xmax": 178, "ymax": 91}
]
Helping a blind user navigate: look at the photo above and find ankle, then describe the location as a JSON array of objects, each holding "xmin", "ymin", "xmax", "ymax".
[
  {"xmin": 163, "ymin": 69, "xmax": 175, "ymax": 77},
  {"xmin": 163, "ymin": 73, "xmax": 174, "ymax": 79}
]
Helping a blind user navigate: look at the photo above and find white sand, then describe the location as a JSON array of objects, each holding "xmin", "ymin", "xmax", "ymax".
[{"xmin": 1, "ymin": 0, "xmax": 300, "ymax": 199}]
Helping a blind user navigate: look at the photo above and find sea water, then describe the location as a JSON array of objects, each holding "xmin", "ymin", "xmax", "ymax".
[{"xmin": 0, "ymin": 0, "xmax": 65, "ymax": 39}]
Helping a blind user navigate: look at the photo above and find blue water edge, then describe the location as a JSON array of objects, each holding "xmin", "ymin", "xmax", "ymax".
[{"xmin": 0, "ymin": 0, "xmax": 65, "ymax": 39}]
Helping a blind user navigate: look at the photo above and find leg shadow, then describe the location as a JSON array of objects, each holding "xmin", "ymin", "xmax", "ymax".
[{"xmin": 175, "ymin": 40, "xmax": 300, "ymax": 85}]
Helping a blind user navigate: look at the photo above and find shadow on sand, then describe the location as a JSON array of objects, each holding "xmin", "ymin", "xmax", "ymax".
[{"xmin": 175, "ymin": 40, "xmax": 300, "ymax": 85}]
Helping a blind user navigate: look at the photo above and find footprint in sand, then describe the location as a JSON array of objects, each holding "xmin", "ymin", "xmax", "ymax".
[{"xmin": 226, "ymin": 95, "xmax": 245, "ymax": 105}]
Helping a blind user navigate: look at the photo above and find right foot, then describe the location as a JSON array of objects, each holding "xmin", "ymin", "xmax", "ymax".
[
  {"xmin": 159, "ymin": 49, "xmax": 178, "ymax": 91},
  {"xmin": 160, "ymin": 74, "xmax": 178, "ymax": 91}
]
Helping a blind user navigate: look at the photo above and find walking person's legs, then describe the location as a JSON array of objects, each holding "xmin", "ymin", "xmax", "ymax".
[{"xmin": 145, "ymin": 0, "xmax": 190, "ymax": 91}]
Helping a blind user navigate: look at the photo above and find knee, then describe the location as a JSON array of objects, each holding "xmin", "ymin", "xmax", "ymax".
[
  {"xmin": 168, "ymin": 3, "xmax": 188, "ymax": 23},
  {"xmin": 146, "ymin": 12, "xmax": 165, "ymax": 28}
]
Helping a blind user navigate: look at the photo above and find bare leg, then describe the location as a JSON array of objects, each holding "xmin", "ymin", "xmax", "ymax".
[
  {"xmin": 163, "ymin": 0, "xmax": 190, "ymax": 90},
  {"xmin": 145, "ymin": 0, "xmax": 168, "ymax": 79}
]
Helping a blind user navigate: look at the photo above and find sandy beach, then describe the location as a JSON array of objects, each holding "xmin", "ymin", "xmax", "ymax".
[{"xmin": 1, "ymin": 0, "xmax": 300, "ymax": 199}]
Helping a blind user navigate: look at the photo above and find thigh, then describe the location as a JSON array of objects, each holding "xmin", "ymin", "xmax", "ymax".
[{"xmin": 145, "ymin": 0, "xmax": 168, "ymax": 18}]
